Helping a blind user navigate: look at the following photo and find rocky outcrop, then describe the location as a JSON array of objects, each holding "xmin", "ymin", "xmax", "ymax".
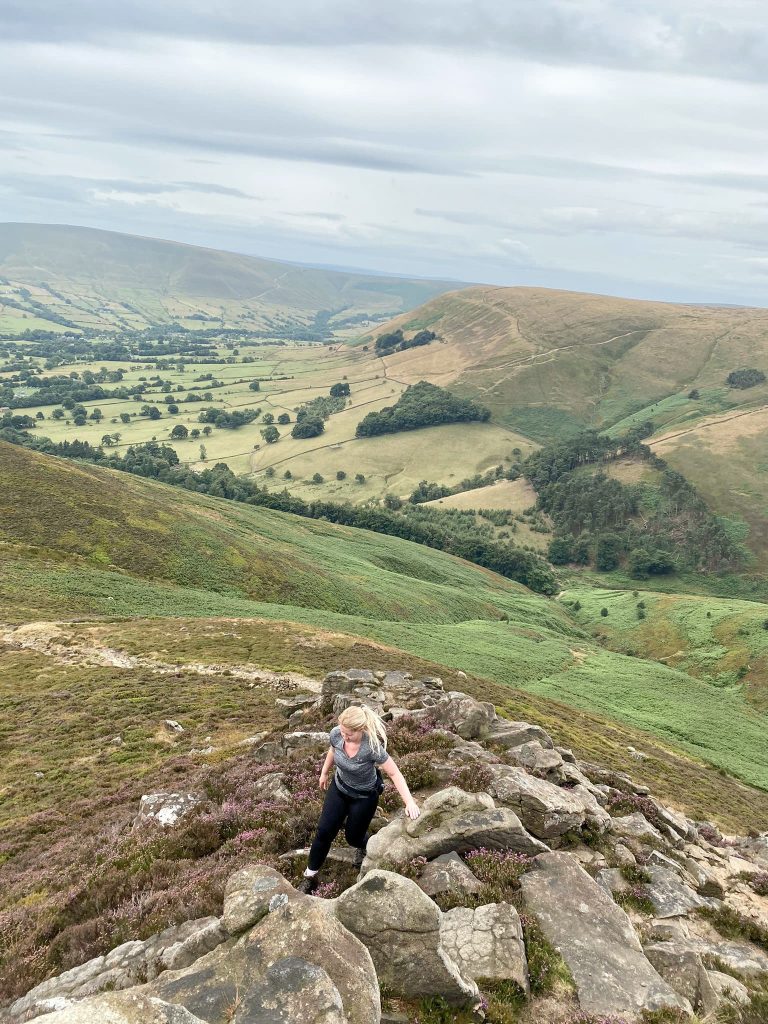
[
  {"xmin": 11, "ymin": 668, "xmax": 768, "ymax": 1024},
  {"xmin": 334, "ymin": 870, "xmax": 478, "ymax": 1005},
  {"xmin": 440, "ymin": 903, "xmax": 528, "ymax": 992},
  {"xmin": 363, "ymin": 788, "xmax": 548, "ymax": 870},
  {"xmin": 20, "ymin": 993, "xmax": 205, "ymax": 1023},
  {"xmin": 521, "ymin": 852, "xmax": 693, "ymax": 1021},
  {"xmin": 5, "ymin": 920, "xmax": 227, "ymax": 1023}
]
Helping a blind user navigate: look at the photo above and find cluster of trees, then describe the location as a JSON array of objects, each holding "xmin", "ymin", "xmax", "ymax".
[
  {"xmin": 356, "ymin": 382, "xmax": 490, "ymax": 438},
  {"xmin": 198, "ymin": 407, "xmax": 259, "ymax": 430},
  {"xmin": 524, "ymin": 428, "xmax": 744, "ymax": 577},
  {"xmin": 374, "ymin": 329, "xmax": 436, "ymax": 355},
  {"xmin": 291, "ymin": 388, "xmax": 348, "ymax": 440},
  {"xmin": 0, "ymin": 426, "xmax": 556, "ymax": 595},
  {"xmin": 726, "ymin": 368, "xmax": 766, "ymax": 389},
  {"xmin": 0, "ymin": 370, "xmax": 147, "ymax": 410}
]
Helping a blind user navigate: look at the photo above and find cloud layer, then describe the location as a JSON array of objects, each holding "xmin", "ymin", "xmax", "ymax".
[{"xmin": 1, "ymin": 1, "xmax": 767, "ymax": 303}]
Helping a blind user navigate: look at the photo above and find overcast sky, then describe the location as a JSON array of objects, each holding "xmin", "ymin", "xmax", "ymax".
[{"xmin": 2, "ymin": 1, "xmax": 768, "ymax": 304}]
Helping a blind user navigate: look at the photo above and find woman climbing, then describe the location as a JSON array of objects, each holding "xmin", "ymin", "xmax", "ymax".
[{"xmin": 298, "ymin": 704, "xmax": 421, "ymax": 893}]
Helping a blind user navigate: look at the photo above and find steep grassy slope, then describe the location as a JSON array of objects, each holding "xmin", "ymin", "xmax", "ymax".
[
  {"xmin": 0, "ymin": 223, "xmax": 461, "ymax": 332},
  {"xmin": 4, "ymin": 441, "xmax": 768, "ymax": 789},
  {"xmin": 372, "ymin": 286, "xmax": 768, "ymax": 441}
]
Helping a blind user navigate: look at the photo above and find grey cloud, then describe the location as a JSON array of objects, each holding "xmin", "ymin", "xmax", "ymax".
[
  {"xmin": 3, "ymin": 1, "xmax": 768, "ymax": 83},
  {"xmin": 0, "ymin": 173, "xmax": 260, "ymax": 202}
]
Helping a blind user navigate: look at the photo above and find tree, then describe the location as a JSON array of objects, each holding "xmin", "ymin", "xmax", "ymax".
[
  {"xmin": 688, "ymin": 388, "xmax": 700, "ymax": 400},
  {"xmin": 262, "ymin": 412, "xmax": 274, "ymax": 425},
  {"xmin": 595, "ymin": 533, "xmax": 623, "ymax": 571},
  {"xmin": 261, "ymin": 425, "xmax": 280, "ymax": 444},
  {"xmin": 52, "ymin": 408, "xmax": 65, "ymax": 420},
  {"xmin": 727, "ymin": 368, "xmax": 766, "ymax": 389},
  {"xmin": 36, "ymin": 411, "xmax": 44, "ymax": 420},
  {"xmin": 167, "ymin": 404, "xmax": 179, "ymax": 414},
  {"xmin": 199, "ymin": 444, "xmax": 207, "ymax": 461},
  {"xmin": 311, "ymin": 472, "xmax": 324, "ymax": 484},
  {"xmin": 119, "ymin": 412, "xmax": 131, "ymax": 424},
  {"xmin": 73, "ymin": 414, "xmax": 87, "ymax": 426},
  {"xmin": 89, "ymin": 408, "xmax": 103, "ymax": 422},
  {"xmin": 383, "ymin": 493, "xmax": 403, "ymax": 510},
  {"xmin": 190, "ymin": 428, "xmax": 200, "ymax": 439},
  {"xmin": 336, "ymin": 470, "xmax": 347, "ymax": 480},
  {"xmin": 291, "ymin": 416, "xmax": 324, "ymax": 439},
  {"xmin": 203, "ymin": 425, "xmax": 212, "ymax": 436},
  {"xmin": 249, "ymin": 381, "xmax": 261, "ymax": 391},
  {"xmin": 170, "ymin": 424, "xmax": 189, "ymax": 440},
  {"xmin": 265, "ymin": 466, "xmax": 275, "ymax": 478},
  {"xmin": 284, "ymin": 470, "xmax": 293, "ymax": 480},
  {"xmin": 277, "ymin": 413, "xmax": 290, "ymax": 425},
  {"xmin": 547, "ymin": 537, "xmax": 573, "ymax": 565},
  {"xmin": 330, "ymin": 382, "xmax": 350, "ymax": 397},
  {"xmin": 148, "ymin": 406, "xmax": 161, "ymax": 420},
  {"xmin": 600, "ymin": 607, "xmax": 609, "ymax": 617},
  {"xmin": 355, "ymin": 473, "xmax": 366, "ymax": 484},
  {"xmin": 101, "ymin": 434, "xmax": 115, "ymax": 446}
]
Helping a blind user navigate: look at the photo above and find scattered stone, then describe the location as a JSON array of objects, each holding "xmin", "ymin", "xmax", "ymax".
[
  {"xmin": 134, "ymin": 793, "xmax": 204, "ymax": 829},
  {"xmin": 613, "ymin": 844, "xmax": 637, "ymax": 867},
  {"xmin": 251, "ymin": 772, "xmax": 291, "ymax": 804},
  {"xmin": 417, "ymin": 852, "xmax": 483, "ymax": 898},
  {"xmin": 250, "ymin": 740, "xmax": 283, "ymax": 763},
  {"xmin": 282, "ymin": 731, "xmax": 329, "ymax": 754},
  {"xmin": 163, "ymin": 720, "xmax": 184, "ymax": 734},
  {"xmin": 440, "ymin": 903, "xmax": 528, "ymax": 992},
  {"xmin": 275, "ymin": 695, "xmax": 318, "ymax": 717},
  {"xmin": 335, "ymin": 869, "xmax": 478, "ymax": 1005},
  {"xmin": 521, "ymin": 852, "xmax": 692, "ymax": 1020}
]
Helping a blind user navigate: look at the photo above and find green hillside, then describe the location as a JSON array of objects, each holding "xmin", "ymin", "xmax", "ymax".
[
  {"xmin": 0, "ymin": 223, "xmax": 461, "ymax": 333},
  {"xmin": 4, "ymin": 440, "xmax": 768, "ymax": 792}
]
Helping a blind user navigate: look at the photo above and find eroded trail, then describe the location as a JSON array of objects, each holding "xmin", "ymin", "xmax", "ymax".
[{"xmin": 0, "ymin": 620, "xmax": 322, "ymax": 692}]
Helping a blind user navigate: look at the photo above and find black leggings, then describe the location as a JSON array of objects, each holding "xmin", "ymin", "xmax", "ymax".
[{"xmin": 307, "ymin": 778, "xmax": 379, "ymax": 871}]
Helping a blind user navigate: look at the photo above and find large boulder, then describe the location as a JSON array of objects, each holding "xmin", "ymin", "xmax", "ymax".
[
  {"xmin": 611, "ymin": 813, "xmax": 666, "ymax": 846},
  {"xmin": 335, "ymin": 869, "xmax": 478, "ymax": 1006},
  {"xmin": 134, "ymin": 793, "xmax": 205, "ymax": 829},
  {"xmin": 153, "ymin": 895, "xmax": 378, "ymax": 1024},
  {"xmin": 363, "ymin": 788, "xmax": 548, "ymax": 869},
  {"xmin": 430, "ymin": 693, "xmax": 496, "ymax": 740},
  {"xmin": 222, "ymin": 865, "xmax": 297, "ymax": 934},
  {"xmin": 251, "ymin": 773, "xmax": 291, "ymax": 804},
  {"xmin": 520, "ymin": 852, "xmax": 692, "ymax": 1021},
  {"xmin": 22, "ymin": 992, "xmax": 205, "ymax": 1023},
  {"xmin": 487, "ymin": 765, "xmax": 608, "ymax": 841},
  {"xmin": 505, "ymin": 742, "xmax": 563, "ymax": 778},
  {"xmin": 322, "ymin": 670, "xmax": 377, "ymax": 701},
  {"xmin": 440, "ymin": 903, "xmax": 528, "ymax": 992}
]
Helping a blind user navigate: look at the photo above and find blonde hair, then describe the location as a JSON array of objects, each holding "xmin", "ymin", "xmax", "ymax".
[{"xmin": 338, "ymin": 705, "xmax": 387, "ymax": 757}]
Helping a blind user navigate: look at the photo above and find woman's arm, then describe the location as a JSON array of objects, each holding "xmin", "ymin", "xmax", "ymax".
[
  {"xmin": 380, "ymin": 756, "xmax": 420, "ymax": 819},
  {"xmin": 319, "ymin": 746, "xmax": 334, "ymax": 790}
]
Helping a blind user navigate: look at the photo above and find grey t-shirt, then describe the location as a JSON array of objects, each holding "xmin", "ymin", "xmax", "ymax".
[{"xmin": 329, "ymin": 725, "xmax": 389, "ymax": 796}]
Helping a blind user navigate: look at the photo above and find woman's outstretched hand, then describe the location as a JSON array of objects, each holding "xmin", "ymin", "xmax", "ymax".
[
  {"xmin": 319, "ymin": 771, "xmax": 330, "ymax": 791},
  {"xmin": 404, "ymin": 799, "xmax": 420, "ymax": 820}
]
